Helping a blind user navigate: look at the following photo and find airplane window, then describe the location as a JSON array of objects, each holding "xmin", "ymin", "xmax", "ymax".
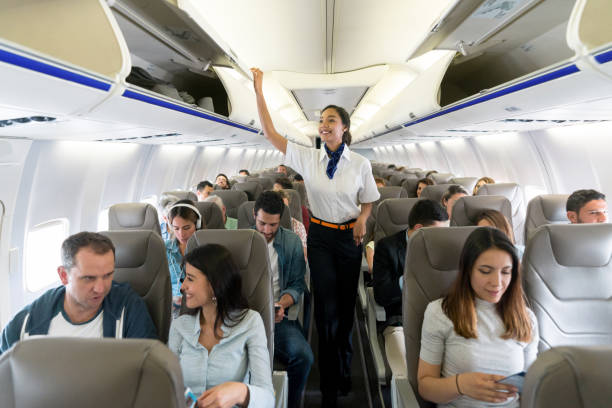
[
  {"xmin": 97, "ymin": 208, "xmax": 110, "ymax": 232},
  {"xmin": 25, "ymin": 218, "xmax": 68, "ymax": 292}
]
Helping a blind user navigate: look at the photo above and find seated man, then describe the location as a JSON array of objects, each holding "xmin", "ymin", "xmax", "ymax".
[
  {"xmin": 204, "ymin": 194, "xmax": 237, "ymax": 230},
  {"xmin": 253, "ymin": 191, "xmax": 313, "ymax": 408},
  {"xmin": 239, "ymin": 169, "xmax": 250, "ymax": 176},
  {"xmin": 1, "ymin": 232, "xmax": 157, "ymax": 354},
  {"xmin": 372, "ymin": 199, "xmax": 448, "ymax": 377},
  {"xmin": 277, "ymin": 164, "xmax": 288, "ymax": 175},
  {"xmin": 566, "ymin": 189, "xmax": 608, "ymax": 224},
  {"xmin": 195, "ymin": 180, "xmax": 214, "ymax": 201}
]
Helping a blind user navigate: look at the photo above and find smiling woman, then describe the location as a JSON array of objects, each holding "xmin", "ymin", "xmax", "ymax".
[{"xmin": 251, "ymin": 67, "xmax": 380, "ymax": 407}]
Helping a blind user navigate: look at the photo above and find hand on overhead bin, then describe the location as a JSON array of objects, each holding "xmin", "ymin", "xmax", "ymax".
[
  {"xmin": 250, "ymin": 68, "xmax": 263, "ymax": 94},
  {"xmin": 456, "ymin": 372, "xmax": 517, "ymax": 403},
  {"xmin": 197, "ymin": 382, "xmax": 249, "ymax": 408}
]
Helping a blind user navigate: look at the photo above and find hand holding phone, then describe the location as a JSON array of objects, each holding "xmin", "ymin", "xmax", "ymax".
[{"xmin": 496, "ymin": 372, "xmax": 525, "ymax": 393}]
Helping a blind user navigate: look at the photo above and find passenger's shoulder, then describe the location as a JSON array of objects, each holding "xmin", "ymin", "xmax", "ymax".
[{"xmin": 424, "ymin": 298, "xmax": 446, "ymax": 318}]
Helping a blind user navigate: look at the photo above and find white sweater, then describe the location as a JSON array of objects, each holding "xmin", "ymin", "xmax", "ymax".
[{"xmin": 420, "ymin": 298, "xmax": 539, "ymax": 408}]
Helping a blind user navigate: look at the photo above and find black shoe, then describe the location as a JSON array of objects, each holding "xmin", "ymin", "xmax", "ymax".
[{"xmin": 338, "ymin": 376, "xmax": 352, "ymax": 396}]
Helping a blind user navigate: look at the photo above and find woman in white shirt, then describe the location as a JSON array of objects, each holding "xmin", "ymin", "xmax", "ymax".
[
  {"xmin": 418, "ymin": 227, "xmax": 538, "ymax": 408},
  {"xmin": 251, "ymin": 68, "xmax": 380, "ymax": 407},
  {"xmin": 168, "ymin": 244, "xmax": 274, "ymax": 408}
]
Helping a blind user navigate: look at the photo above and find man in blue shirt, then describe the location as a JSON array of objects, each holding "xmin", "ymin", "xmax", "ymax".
[
  {"xmin": 253, "ymin": 191, "xmax": 313, "ymax": 408},
  {"xmin": 1, "ymin": 232, "xmax": 157, "ymax": 354}
]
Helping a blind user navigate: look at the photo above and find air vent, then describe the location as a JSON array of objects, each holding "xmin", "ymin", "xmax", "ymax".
[
  {"xmin": 0, "ymin": 116, "xmax": 56, "ymax": 127},
  {"xmin": 96, "ymin": 132, "xmax": 182, "ymax": 142}
]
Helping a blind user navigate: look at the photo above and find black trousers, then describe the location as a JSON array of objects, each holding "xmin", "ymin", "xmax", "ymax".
[{"xmin": 307, "ymin": 221, "xmax": 362, "ymax": 404}]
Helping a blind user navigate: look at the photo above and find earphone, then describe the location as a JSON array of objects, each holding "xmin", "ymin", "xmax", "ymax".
[{"xmin": 167, "ymin": 203, "xmax": 202, "ymax": 229}]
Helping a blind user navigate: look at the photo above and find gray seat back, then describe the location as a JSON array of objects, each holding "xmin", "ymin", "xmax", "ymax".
[
  {"xmin": 524, "ymin": 194, "xmax": 569, "ymax": 243},
  {"xmin": 247, "ymin": 177, "xmax": 274, "ymax": 191},
  {"xmin": 237, "ymin": 201, "xmax": 292, "ymax": 230},
  {"xmin": 402, "ymin": 178, "xmax": 420, "ymax": 198},
  {"xmin": 374, "ymin": 186, "xmax": 409, "ymax": 218},
  {"xmin": 284, "ymin": 189, "xmax": 303, "ymax": 223},
  {"xmin": 524, "ymin": 224, "xmax": 612, "ymax": 350},
  {"xmin": 420, "ymin": 183, "xmax": 454, "ymax": 203},
  {"xmin": 0, "ymin": 338, "xmax": 183, "ymax": 408},
  {"xmin": 402, "ymin": 226, "xmax": 478, "ymax": 407},
  {"xmin": 292, "ymin": 182, "xmax": 309, "ymax": 209},
  {"xmin": 210, "ymin": 190, "xmax": 248, "ymax": 219},
  {"xmin": 476, "ymin": 183, "xmax": 525, "ymax": 245},
  {"xmin": 430, "ymin": 173, "xmax": 454, "ymax": 184},
  {"xmin": 522, "ymin": 345, "xmax": 612, "ymax": 408},
  {"xmin": 100, "ymin": 230, "xmax": 171, "ymax": 343},
  {"xmin": 450, "ymin": 196, "xmax": 513, "ymax": 228},
  {"xmin": 108, "ymin": 203, "xmax": 161, "ymax": 236},
  {"xmin": 450, "ymin": 177, "xmax": 479, "ymax": 193},
  {"xmin": 232, "ymin": 181, "xmax": 263, "ymax": 201},
  {"xmin": 374, "ymin": 198, "xmax": 420, "ymax": 243},
  {"xmin": 193, "ymin": 201, "xmax": 225, "ymax": 230},
  {"xmin": 163, "ymin": 190, "xmax": 197, "ymax": 202},
  {"xmin": 389, "ymin": 173, "xmax": 406, "ymax": 187},
  {"xmin": 187, "ymin": 230, "xmax": 274, "ymax": 366}
]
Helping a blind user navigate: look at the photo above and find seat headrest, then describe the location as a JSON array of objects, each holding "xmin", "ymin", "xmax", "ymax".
[
  {"xmin": 450, "ymin": 177, "xmax": 478, "ymax": 193},
  {"xmin": 0, "ymin": 338, "xmax": 183, "ymax": 408},
  {"xmin": 530, "ymin": 224, "xmax": 612, "ymax": 269},
  {"xmin": 162, "ymin": 190, "xmax": 197, "ymax": 202},
  {"xmin": 539, "ymin": 194, "xmax": 569, "ymax": 221},
  {"xmin": 194, "ymin": 201, "xmax": 225, "ymax": 229},
  {"xmin": 108, "ymin": 203, "xmax": 161, "ymax": 235},
  {"xmin": 411, "ymin": 226, "xmax": 478, "ymax": 272},
  {"xmin": 430, "ymin": 173, "xmax": 454, "ymax": 184},
  {"xmin": 476, "ymin": 183, "xmax": 520, "ymax": 200},
  {"xmin": 232, "ymin": 181, "xmax": 263, "ymax": 201},
  {"xmin": 523, "ymin": 345, "xmax": 612, "ymax": 408},
  {"xmin": 401, "ymin": 179, "xmax": 419, "ymax": 198},
  {"xmin": 451, "ymin": 196, "xmax": 513, "ymax": 227},
  {"xmin": 374, "ymin": 198, "xmax": 421, "ymax": 242},
  {"xmin": 420, "ymin": 184, "xmax": 455, "ymax": 203}
]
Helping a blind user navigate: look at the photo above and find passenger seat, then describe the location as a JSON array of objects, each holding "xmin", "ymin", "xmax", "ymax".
[
  {"xmin": 476, "ymin": 183, "xmax": 525, "ymax": 245},
  {"xmin": 450, "ymin": 196, "xmax": 513, "ymax": 227},
  {"xmin": 100, "ymin": 230, "xmax": 171, "ymax": 343},
  {"xmin": 402, "ymin": 226, "xmax": 478, "ymax": 408},
  {"xmin": 232, "ymin": 181, "xmax": 263, "ymax": 201},
  {"xmin": 524, "ymin": 194, "xmax": 569, "ymax": 243},
  {"xmin": 162, "ymin": 190, "xmax": 197, "ymax": 202},
  {"xmin": 522, "ymin": 345, "xmax": 612, "ymax": 408},
  {"xmin": 523, "ymin": 224, "xmax": 612, "ymax": 350},
  {"xmin": 210, "ymin": 190, "xmax": 248, "ymax": 219},
  {"xmin": 108, "ymin": 202, "xmax": 161, "ymax": 236},
  {"xmin": 193, "ymin": 201, "xmax": 225, "ymax": 229},
  {"xmin": 419, "ymin": 183, "xmax": 454, "ymax": 203}
]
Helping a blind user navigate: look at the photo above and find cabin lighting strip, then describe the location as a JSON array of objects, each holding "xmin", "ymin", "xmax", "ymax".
[
  {"xmin": 402, "ymin": 64, "xmax": 580, "ymax": 128},
  {"xmin": 0, "ymin": 48, "xmax": 111, "ymax": 91},
  {"xmin": 122, "ymin": 89, "xmax": 259, "ymax": 134}
]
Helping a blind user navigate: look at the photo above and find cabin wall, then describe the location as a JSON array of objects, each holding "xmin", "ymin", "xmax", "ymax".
[
  {"xmin": 0, "ymin": 140, "xmax": 281, "ymax": 324},
  {"xmin": 372, "ymin": 121, "xmax": 612, "ymax": 201}
]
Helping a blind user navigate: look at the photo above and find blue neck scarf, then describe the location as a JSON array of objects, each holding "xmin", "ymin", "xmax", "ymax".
[{"xmin": 324, "ymin": 143, "xmax": 345, "ymax": 179}]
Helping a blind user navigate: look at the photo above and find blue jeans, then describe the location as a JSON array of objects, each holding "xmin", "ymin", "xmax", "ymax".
[{"xmin": 274, "ymin": 319, "xmax": 313, "ymax": 408}]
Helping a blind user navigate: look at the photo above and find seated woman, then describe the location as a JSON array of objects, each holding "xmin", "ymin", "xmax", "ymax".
[
  {"xmin": 475, "ymin": 210, "xmax": 524, "ymax": 258},
  {"xmin": 169, "ymin": 244, "xmax": 274, "ymax": 407},
  {"xmin": 165, "ymin": 199, "xmax": 203, "ymax": 313},
  {"xmin": 441, "ymin": 185, "xmax": 468, "ymax": 220},
  {"xmin": 418, "ymin": 227, "xmax": 538, "ymax": 407},
  {"xmin": 416, "ymin": 177, "xmax": 434, "ymax": 198},
  {"xmin": 473, "ymin": 176, "xmax": 495, "ymax": 195}
]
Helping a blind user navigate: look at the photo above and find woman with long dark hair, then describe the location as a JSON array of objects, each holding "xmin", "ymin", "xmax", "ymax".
[
  {"xmin": 251, "ymin": 68, "xmax": 380, "ymax": 406},
  {"xmin": 168, "ymin": 244, "xmax": 274, "ymax": 408},
  {"xmin": 417, "ymin": 227, "xmax": 538, "ymax": 407}
]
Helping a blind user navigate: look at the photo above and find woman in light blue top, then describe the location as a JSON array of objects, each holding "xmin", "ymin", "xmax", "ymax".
[
  {"xmin": 418, "ymin": 227, "xmax": 538, "ymax": 408},
  {"xmin": 168, "ymin": 244, "xmax": 274, "ymax": 408}
]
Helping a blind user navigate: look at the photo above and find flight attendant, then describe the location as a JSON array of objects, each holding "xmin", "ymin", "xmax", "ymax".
[{"xmin": 251, "ymin": 68, "xmax": 380, "ymax": 407}]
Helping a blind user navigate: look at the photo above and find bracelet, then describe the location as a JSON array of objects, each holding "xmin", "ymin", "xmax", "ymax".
[{"xmin": 455, "ymin": 374, "xmax": 464, "ymax": 396}]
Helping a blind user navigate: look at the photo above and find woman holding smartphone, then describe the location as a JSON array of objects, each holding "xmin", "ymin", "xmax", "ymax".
[
  {"xmin": 251, "ymin": 68, "xmax": 379, "ymax": 407},
  {"xmin": 418, "ymin": 227, "xmax": 538, "ymax": 407}
]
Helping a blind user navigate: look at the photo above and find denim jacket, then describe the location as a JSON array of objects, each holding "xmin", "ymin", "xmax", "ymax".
[{"xmin": 252, "ymin": 226, "xmax": 306, "ymax": 320}]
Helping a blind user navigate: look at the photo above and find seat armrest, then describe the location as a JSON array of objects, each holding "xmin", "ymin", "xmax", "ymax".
[
  {"xmin": 391, "ymin": 375, "xmax": 420, "ymax": 408},
  {"xmin": 273, "ymin": 370, "xmax": 288, "ymax": 408}
]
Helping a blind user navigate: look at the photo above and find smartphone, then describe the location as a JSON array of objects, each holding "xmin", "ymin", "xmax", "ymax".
[
  {"xmin": 496, "ymin": 371, "xmax": 526, "ymax": 393},
  {"xmin": 184, "ymin": 388, "xmax": 198, "ymax": 408}
]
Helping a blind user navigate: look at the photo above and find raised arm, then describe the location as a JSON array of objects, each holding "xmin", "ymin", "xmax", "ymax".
[{"xmin": 251, "ymin": 68, "xmax": 288, "ymax": 154}]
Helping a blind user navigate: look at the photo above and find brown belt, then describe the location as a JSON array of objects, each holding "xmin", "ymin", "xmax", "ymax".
[{"xmin": 310, "ymin": 216, "xmax": 356, "ymax": 231}]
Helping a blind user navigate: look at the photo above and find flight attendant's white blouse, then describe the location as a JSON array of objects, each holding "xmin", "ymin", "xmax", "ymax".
[{"xmin": 284, "ymin": 142, "xmax": 380, "ymax": 223}]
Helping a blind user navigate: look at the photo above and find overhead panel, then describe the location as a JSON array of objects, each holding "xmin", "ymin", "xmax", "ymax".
[
  {"xmin": 292, "ymin": 86, "xmax": 368, "ymax": 120},
  {"xmin": 332, "ymin": 0, "xmax": 456, "ymax": 72},
  {"xmin": 178, "ymin": 0, "xmax": 326, "ymax": 73}
]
